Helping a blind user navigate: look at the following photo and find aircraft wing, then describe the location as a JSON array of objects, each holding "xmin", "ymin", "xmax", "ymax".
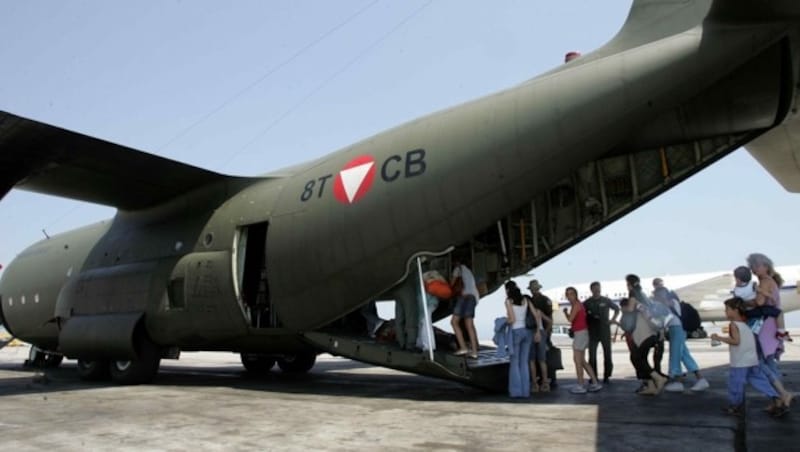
[
  {"xmin": 674, "ymin": 273, "xmax": 734, "ymax": 308},
  {"xmin": 0, "ymin": 111, "xmax": 252, "ymax": 210}
]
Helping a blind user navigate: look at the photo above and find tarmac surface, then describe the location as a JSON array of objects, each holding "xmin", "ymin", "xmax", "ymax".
[{"xmin": 0, "ymin": 330, "xmax": 797, "ymax": 452}]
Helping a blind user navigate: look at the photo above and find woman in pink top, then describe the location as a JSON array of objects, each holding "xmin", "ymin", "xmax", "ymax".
[
  {"xmin": 747, "ymin": 253, "xmax": 790, "ymax": 390},
  {"xmin": 563, "ymin": 287, "xmax": 602, "ymax": 394}
]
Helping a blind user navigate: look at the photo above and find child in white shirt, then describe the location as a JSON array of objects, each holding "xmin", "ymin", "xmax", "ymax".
[
  {"xmin": 732, "ymin": 266, "xmax": 786, "ymax": 339},
  {"xmin": 711, "ymin": 298, "xmax": 788, "ymax": 417}
]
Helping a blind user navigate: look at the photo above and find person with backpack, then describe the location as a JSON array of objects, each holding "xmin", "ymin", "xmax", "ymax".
[
  {"xmin": 650, "ymin": 281, "xmax": 709, "ymax": 393},
  {"xmin": 619, "ymin": 297, "xmax": 667, "ymax": 395}
]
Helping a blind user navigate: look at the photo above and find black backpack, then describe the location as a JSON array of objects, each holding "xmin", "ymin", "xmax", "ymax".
[{"xmin": 679, "ymin": 301, "xmax": 702, "ymax": 332}]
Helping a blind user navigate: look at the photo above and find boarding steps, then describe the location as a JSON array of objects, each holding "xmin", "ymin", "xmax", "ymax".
[{"xmin": 302, "ymin": 331, "xmax": 508, "ymax": 392}]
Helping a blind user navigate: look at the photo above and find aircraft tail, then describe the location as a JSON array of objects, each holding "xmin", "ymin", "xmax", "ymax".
[{"xmin": 603, "ymin": 0, "xmax": 800, "ymax": 54}]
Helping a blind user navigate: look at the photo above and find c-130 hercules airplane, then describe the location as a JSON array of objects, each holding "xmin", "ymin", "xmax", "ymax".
[{"xmin": 2, "ymin": 0, "xmax": 800, "ymax": 390}]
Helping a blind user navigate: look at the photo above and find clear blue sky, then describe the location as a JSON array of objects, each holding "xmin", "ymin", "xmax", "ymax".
[{"xmin": 1, "ymin": 2, "xmax": 799, "ymax": 335}]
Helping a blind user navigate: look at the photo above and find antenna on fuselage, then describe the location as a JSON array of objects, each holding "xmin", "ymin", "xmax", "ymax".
[{"xmin": 42, "ymin": 229, "xmax": 50, "ymax": 239}]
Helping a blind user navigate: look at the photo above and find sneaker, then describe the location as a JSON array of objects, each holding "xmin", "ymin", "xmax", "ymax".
[
  {"xmin": 587, "ymin": 383, "xmax": 603, "ymax": 392},
  {"xmin": 664, "ymin": 381, "xmax": 685, "ymax": 393},
  {"xmin": 570, "ymin": 385, "xmax": 587, "ymax": 394},
  {"xmin": 691, "ymin": 378, "xmax": 710, "ymax": 392}
]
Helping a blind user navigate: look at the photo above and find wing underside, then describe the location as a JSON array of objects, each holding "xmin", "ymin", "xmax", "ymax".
[{"xmin": 0, "ymin": 111, "xmax": 247, "ymax": 210}]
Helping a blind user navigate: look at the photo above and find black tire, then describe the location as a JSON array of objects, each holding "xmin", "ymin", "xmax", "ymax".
[
  {"xmin": 109, "ymin": 330, "xmax": 161, "ymax": 385},
  {"xmin": 277, "ymin": 352, "xmax": 316, "ymax": 373},
  {"xmin": 77, "ymin": 359, "xmax": 111, "ymax": 381},
  {"xmin": 27, "ymin": 347, "xmax": 46, "ymax": 368},
  {"xmin": 240, "ymin": 353, "xmax": 276, "ymax": 373},
  {"xmin": 43, "ymin": 353, "xmax": 64, "ymax": 368}
]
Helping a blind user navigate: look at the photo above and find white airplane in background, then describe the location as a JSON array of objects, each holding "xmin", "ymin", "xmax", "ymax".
[{"xmin": 542, "ymin": 265, "xmax": 800, "ymax": 325}]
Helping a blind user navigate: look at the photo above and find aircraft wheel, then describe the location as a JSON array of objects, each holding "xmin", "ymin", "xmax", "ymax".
[
  {"xmin": 277, "ymin": 352, "xmax": 316, "ymax": 373},
  {"xmin": 77, "ymin": 359, "xmax": 111, "ymax": 381},
  {"xmin": 240, "ymin": 353, "xmax": 276, "ymax": 373},
  {"xmin": 43, "ymin": 353, "xmax": 64, "ymax": 368},
  {"xmin": 27, "ymin": 346, "xmax": 47, "ymax": 367},
  {"xmin": 109, "ymin": 331, "xmax": 161, "ymax": 385}
]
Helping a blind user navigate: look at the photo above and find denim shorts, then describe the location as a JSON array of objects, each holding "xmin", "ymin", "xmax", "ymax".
[
  {"xmin": 453, "ymin": 294, "xmax": 477, "ymax": 318},
  {"xmin": 529, "ymin": 330, "xmax": 548, "ymax": 361}
]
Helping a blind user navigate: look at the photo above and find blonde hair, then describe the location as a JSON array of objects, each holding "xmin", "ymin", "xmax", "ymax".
[{"xmin": 746, "ymin": 253, "xmax": 783, "ymax": 286}]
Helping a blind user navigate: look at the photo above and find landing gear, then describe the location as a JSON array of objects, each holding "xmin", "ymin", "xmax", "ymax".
[
  {"xmin": 240, "ymin": 353, "xmax": 276, "ymax": 373},
  {"xmin": 277, "ymin": 352, "xmax": 317, "ymax": 373},
  {"xmin": 26, "ymin": 346, "xmax": 64, "ymax": 368},
  {"xmin": 77, "ymin": 359, "xmax": 111, "ymax": 381},
  {"xmin": 109, "ymin": 331, "xmax": 161, "ymax": 385}
]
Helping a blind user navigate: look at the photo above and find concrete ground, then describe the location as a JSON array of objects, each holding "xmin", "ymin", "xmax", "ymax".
[{"xmin": 0, "ymin": 329, "xmax": 797, "ymax": 452}]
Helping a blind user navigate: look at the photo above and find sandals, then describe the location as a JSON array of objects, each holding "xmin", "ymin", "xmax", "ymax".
[
  {"xmin": 782, "ymin": 393, "xmax": 794, "ymax": 409},
  {"xmin": 723, "ymin": 405, "xmax": 743, "ymax": 417},
  {"xmin": 765, "ymin": 399, "xmax": 790, "ymax": 418}
]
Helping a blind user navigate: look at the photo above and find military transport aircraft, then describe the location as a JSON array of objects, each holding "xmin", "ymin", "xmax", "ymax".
[{"xmin": 2, "ymin": 0, "xmax": 800, "ymax": 390}]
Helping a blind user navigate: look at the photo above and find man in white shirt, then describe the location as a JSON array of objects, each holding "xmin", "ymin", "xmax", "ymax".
[{"xmin": 450, "ymin": 257, "xmax": 480, "ymax": 359}]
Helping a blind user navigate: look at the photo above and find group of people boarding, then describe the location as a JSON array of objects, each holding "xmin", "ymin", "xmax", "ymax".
[{"xmin": 499, "ymin": 252, "xmax": 794, "ymax": 418}]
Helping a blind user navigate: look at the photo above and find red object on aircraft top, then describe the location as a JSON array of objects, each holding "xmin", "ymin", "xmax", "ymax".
[{"xmin": 564, "ymin": 51, "xmax": 581, "ymax": 63}]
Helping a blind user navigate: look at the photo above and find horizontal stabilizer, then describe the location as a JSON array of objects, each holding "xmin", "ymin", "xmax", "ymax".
[
  {"xmin": 746, "ymin": 114, "xmax": 800, "ymax": 193},
  {"xmin": 0, "ymin": 111, "xmax": 248, "ymax": 210}
]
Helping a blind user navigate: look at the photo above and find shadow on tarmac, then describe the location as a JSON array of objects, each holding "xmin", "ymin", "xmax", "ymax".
[{"xmin": 0, "ymin": 353, "xmax": 796, "ymax": 451}]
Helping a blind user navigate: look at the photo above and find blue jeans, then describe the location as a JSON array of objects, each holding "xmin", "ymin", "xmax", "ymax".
[
  {"xmin": 728, "ymin": 366, "xmax": 778, "ymax": 406},
  {"xmin": 509, "ymin": 328, "xmax": 532, "ymax": 397},
  {"xmin": 668, "ymin": 325, "xmax": 699, "ymax": 378},
  {"xmin": 761, "ymin": 354, "xmax": 781, "ymax": 382}
]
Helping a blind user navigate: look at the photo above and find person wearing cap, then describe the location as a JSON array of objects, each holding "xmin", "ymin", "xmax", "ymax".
[
  {"xmin": 527, "ymin": 279, "xmax": 556, "ymax": 387},
  {"xmin": 527, "ymin": 280, "xmax": 553, "ymax": 328}
]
